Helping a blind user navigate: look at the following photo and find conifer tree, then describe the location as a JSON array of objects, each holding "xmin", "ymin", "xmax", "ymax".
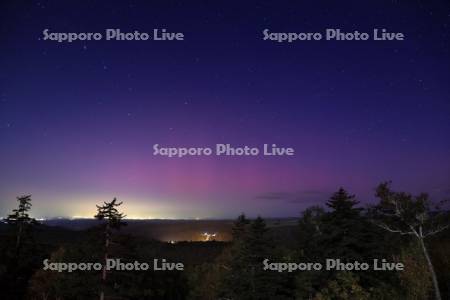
[
  {"xmin": 222, "ymin": 215, "xmax": 285, "ymax": 300},
  {"xmin": 4, "ymin": 195, "xmax": 39, "ymax": 299},
  {"xmin": 298, "ymin": 206, "xmax": 325, "ymax": 259},
  {"xmin": 326, "ymin": 188, "xmax": 362, "ymax": 218},
  {"xmin": 222, "ymin": 213, "xmax": 251, "ymax": 298},
  {"xmin": 246, "ymin": 216, "xmax": 278, "ymax": 299},
  {"xmin": 94, "ymin": 198, "xmax": 126, "ymax": 300},
  {"xmin": 320, "ymin": 188, "xmax": 366, "ymax": 260},
  {"xmin": 5, "ymin": 195, "xmax": 37, "ymax": 251}
]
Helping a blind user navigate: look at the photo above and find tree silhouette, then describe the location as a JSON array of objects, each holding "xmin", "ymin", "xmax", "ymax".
[
  {"xmin": 298, "ymin": 206, "xmax": 324, "ymax": 260},
  {"xmin": 320, "ymin": 188, "xmax": 367, "ymax": 260},
  {"xmin": 222, "ymin": 213, "xmax": 250, "ymax": 298},
  {"xmin": 246, "ymin": 216, "xmax": 278, "ymax": 299},
  {"xmin": 297, "ymin": 189, "xmax": 385, "ymax": 298},
  {"xmin": 222, "ymin": 215, "xmax": 286, "ymax": 300},
  {"xmin": 5, "ymin": 195, "xmax": 37, "ymax": 252},
  {"xmin": 370, "ymin": 182, "xmax": 449, "ymax": 300},
  {"xmin": 95, "ymin": 198, "xmax": 126, "ymax": 300},
  {"xmin": 4, "ymin": 195, "xmax": 39, "ymax": 299},
  {"xmin": 326, "ymin": 188, "xmax": 362, "ymax": 217}
]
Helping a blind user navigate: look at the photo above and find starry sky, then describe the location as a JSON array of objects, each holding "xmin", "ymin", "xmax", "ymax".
[{"xmin": 1, "ymin": 1, "xmax": 449, "ymax": 219}]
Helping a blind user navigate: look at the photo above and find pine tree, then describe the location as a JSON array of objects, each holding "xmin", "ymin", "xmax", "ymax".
[
  {"xmin": 320, "ymin": 188, "xmax": 367, "ymax": 260},
  {"xmin": 222, "ymin": 214, "xmax": 251, "ymax": 298},
  {"xmin": 298, "ymin": 206, "xmax": 325, "ymax": 260},
  {"xmin": 5, "ymin": 195, "xmax": 37, "ymax": 251},
  {"xmin": 314, "ymin": 188, "xmax": 401, "ymax": 297},
  {"xmin": 4, "ymin": 195, "xmax": 39, "ymax": 299},
  {"xmin": 94, "ymin": 198, "xmax": 126, "ymax": 300},
  {"xmin": 295, "ymin": 206, "xmax": 326, "ymax": 299},
  {"xmin": 246, "ymin": 216, "xmax": 278, "ymax": 299},
  {"xmin": 326, "ymin": 188, "xmax": 361, "ymax": 218},
  {"xmin": 222, "ymin": 215, "xmax": 286, "ymax": 300}
]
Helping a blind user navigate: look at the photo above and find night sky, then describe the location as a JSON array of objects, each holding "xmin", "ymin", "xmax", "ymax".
[{"xmin": 1, "ymin": 1, "xmax": 449, "ymax": 219}]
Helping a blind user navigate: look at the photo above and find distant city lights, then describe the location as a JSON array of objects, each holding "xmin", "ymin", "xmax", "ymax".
[{"xmin": 202, "ymin": 232, "xmax": 217, "ymax": 241}]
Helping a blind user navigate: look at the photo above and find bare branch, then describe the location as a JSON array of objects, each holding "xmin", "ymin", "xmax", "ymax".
[
  {"xmin": 375, "ymin": 222, "xmax": 416, "ymax": 236},
  {"xmin": 425, "ymin": 224, "xmax": 450, "ymax": 237}
]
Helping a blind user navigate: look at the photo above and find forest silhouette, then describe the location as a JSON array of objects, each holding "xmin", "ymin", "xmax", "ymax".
[{"xmin": 1, "ymin": 182, "xmax": 449, "ymax": 300}]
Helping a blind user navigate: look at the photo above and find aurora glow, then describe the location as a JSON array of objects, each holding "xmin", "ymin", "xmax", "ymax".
[{"xmin": 1, "ymin": 1, "xmax": 449, "ymax": 218}]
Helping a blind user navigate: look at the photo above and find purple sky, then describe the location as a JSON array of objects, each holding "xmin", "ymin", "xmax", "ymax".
[{"xmin": 1, "ymin": 1, "xmax": 449, "ymax": 218}]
